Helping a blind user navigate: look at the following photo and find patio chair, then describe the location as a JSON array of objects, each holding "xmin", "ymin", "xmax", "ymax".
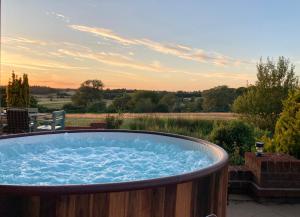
[
  {"xmin": 37, "ymin": 110, "xmax": 65, "ymax": 131},
  {"xmin": 0, "ymin": 107, "xmax": 7, "ymax": 134},
  {"xmin": 6, "ymin": 108, "xmax": 32, "ymax": 133}
]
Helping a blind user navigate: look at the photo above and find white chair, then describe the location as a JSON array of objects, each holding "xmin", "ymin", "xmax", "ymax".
[{"xmin": 37, "ymin": 110, "xmax": 65, "ymax": 131}]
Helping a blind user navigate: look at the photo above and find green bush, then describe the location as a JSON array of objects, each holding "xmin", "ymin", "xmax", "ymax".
[
  {"xmin": 210, "ymin": 120, "xmax": 255, "ymax": 163},
  {"xmin": 62, "ymin": 103, "xmax": 86, "ymax": 113},
  {"xmin": 274, "ymin": 90, "xmax": 300, "ymax": 158},
  {"xmin": 229, "ymin": 144, "xmax": 246, "ymax": 165}
]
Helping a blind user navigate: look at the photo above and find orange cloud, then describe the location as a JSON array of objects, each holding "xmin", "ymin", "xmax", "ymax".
[
  {"xmin": 2, "ymin": 36, "xmax": 47, "ymax": 46},
  {"xmin": 57, "ymin": 48, "xmax": 179, "ymax": 73},
  {"xmin": 69, "ymin": 24, "xmax": 249, "ymax": 66}
]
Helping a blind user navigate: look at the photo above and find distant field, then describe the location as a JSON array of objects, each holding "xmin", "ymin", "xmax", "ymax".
[
  {"xmin": 35, "ymin": 95, "xmax": 112, "ymax": 110},
  {"xmin": 38, "ymin": 99, "xmax": 72, "ymax": 109},
  {"xmin": 35, "ymin": 94, "xmax": 72, "ymax": 109},
  {"xmin": 66, "ymin": 112, "xmax": 238, "ymax": 127}
]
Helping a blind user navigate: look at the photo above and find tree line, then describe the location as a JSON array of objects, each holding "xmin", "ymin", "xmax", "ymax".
[{"xmin": 63, "ymin": 83, "xmax": 246, "ymax": 114}]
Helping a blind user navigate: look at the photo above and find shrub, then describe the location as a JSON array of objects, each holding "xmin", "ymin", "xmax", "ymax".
[
  {"xmin": 229, "ymin": 143, "xmax": 246, "ymax": 165},
  {"xmin": 105, "ymin": 114, "xmax": 124, "ymax": 129},
  {"xmin": 86, "ymin": 101, "xmax": 106, "ymax": 113},
  {"xmin": 274, "ymin": 89, "xmax": 300, "ymax": 158},
  {"xmin": 210, "ymin": 120, "xmax": 255, "ymax": 163},
  {"xmin": 62, "ymin": 103, "xmax": 86, "ymax": 113}
]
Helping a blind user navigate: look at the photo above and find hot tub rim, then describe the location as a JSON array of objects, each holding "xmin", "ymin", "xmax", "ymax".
[{"xmin": 0, "ymin": 129, "xmax": 228, "ymax": 195}]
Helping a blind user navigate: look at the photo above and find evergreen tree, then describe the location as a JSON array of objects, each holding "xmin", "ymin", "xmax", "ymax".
[
  {"xmin": 6, "ymin": 71, "xmax": 30, "ymax": 107},
  {"xmin": 274, "ymin": 89, "xmax": 300, "ymax": 158}
]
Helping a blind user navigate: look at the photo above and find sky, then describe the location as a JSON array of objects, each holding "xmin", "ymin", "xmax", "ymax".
[{"xmin": 1, "ymin": 0, "xmax": 300, "ymax": 91}]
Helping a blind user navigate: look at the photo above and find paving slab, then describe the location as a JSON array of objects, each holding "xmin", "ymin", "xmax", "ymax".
[{"xmin": 228, "ymin": 194, "xmax": 300, "ymax": 217}]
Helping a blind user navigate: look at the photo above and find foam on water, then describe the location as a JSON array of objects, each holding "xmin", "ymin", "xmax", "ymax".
[{"xmin": 0, "ymin": 132, "xmax": 216, "ymax": 185}]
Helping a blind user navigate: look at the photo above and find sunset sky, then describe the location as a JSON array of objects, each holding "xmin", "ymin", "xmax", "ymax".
[{"xmin": 1, "ymin": 0, "xmax": 300, "ymax": 91}]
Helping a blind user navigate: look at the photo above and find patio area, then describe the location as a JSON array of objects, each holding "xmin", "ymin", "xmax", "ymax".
[
  {"xmin": 228, "ymin": 194, "xmax": 300, "ymax": 217},
  {"xmin": 0, "ymin": 108, "xmax": 65, "ymax": 134}
]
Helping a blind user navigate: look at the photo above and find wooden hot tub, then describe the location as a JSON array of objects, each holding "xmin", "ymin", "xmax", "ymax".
[{"xmin": 0, "ymin": 130, "xmax": 228, "ymax": 217}]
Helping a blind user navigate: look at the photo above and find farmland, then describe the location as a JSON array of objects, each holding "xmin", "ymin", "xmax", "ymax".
[{"xmin": 65, "ymin": 112, "xmax": 238, "ymax": 127}]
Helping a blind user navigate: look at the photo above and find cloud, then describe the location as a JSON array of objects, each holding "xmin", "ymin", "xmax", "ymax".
[
  {"xmin": 70, "ymin": 25, "xmax": 135, "ymax": 45},
  {"xmin": 2, "ymin": 35, "xmax": 166, "ymax": 73},
  {"xmin": 2, "ymin": 36, "xmax": 47, "ymax": 46},
  {"xmin": 46, "ymin": 11, "xmax": 70, "ymax": 23},
  {"xmin": 2, "ymin": 51, "xmax": 88, "ymax": 71},
  {"xmin": 69, "ymin": 24, "xmax": 248, "ymax": 66},
  {"xmin": 57, "ymin": 48, "xmax": 178, "ymax": 73}
]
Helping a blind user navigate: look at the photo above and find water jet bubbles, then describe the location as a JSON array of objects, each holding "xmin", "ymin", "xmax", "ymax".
[{"xmin": 0, "ymin": 133, "xmax": 215, "ymax": 185}]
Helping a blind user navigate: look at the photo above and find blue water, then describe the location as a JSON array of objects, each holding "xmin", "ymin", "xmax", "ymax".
[{"xmin": 0, "ymin": 132, "xmax": 216, "ymax": 185}]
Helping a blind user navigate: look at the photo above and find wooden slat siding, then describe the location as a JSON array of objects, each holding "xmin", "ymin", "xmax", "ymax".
[
  {"xmin": 88, "ymin": 195, "xmax": 94, "ymax": 217},
  {"xmin": 213, "ymin": 167, "xmax": 227, "ymax": 217},
  {"xmin": 151, "ymin": 187, "xmax": 165, "ymax": 217},
  {"xmin": 22, "ymin": 196, "xmax": 40, "ymax": 217},
  {"xmin": 220, "ymin": 169, "xmax": 227, "ymax": 217},
  {"xmin": 39, "ymin": 196, "xmax": 56, "ymax": 217},
  {"xmin": 108, "ymin": 192, "xmax": 129, "ymax": 217},
  {"xmin": 209, "ymin": 173, "xmax": 216, "ymax": 214},
  {"xmin": 127, "ymin": 189, "xmax": 152, "ymax": 217},
  {"xmin": 126, "ymin": 190, "xmax": 137, "ymax": 217},
  {"xmin": 0, "ymin": 167, "xmax": 228, "ymax": 217},
  {"xmin": 56, "ymin": 196, "xmax": 68, "ymax": 217},
  {"xmin": 75, "ymin": 194, "xmax": 90, "ymax": 217},
  {"xmin": 175, "ymin": 182, "xmax": 193, "ymax": 217},
  {"xmin": 213, "ymin": 171, "xmax": 221, "ymax": 216},
  {"xmin": 92, "ymin": 193, "xmax": 109, "ymax": 217},
  {"xmin": 221, "ymin": 165, "xmax": 229, "ymax": 217},
  {"xmin": 164, "ymin": 184, "xmax": 177, "ymax": 217},
  {"xmin": 138, "ymin": 189, "xmax": 152, "ymax": 217},
  {"xmin": 67, "ymin": 195, "xmax": 76, "ymax": 217},
  {"xmin": 192, "ymin": 175, "xmax": 212, "ymax": 217},
  {"xmin": 0, "ymin": 196, "xmax": 22, "ymax": 217}
]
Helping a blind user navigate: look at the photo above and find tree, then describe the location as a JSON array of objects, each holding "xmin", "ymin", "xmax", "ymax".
[
  {"xmin": 71, "ymin": 80, "xmax": 104, "ymax": 107},
  {"xmin": 233, "ymin": 57, "xmax": 299, "ymax": 131},
  {"xmin": 0, "ymin": 87, "xmax": 7, "ymax": 107},
  {"xmin": 158, "ymin": 93, "xmax": 177, "ymax": 112},
  {"xmin": 202, "ymin": 85, "xmax": 237, "ymax": 112},
  {"xmin": 130, "ymin": 91, "xmax": 160, "ymax": 113},
  {"xmin": 273, "ymin": 89, "xmax": 300, "ymax": 158},
  {"xmin": 6, "ymin": 72, "xmax": 30, "ymax": 107},
  {"xmin": 109, "ymin": 94, "xmax": 132, "ymax": 112},
  {"xmin": 133, "ymin": 98, "xmax": 156, "ymax": 113}
]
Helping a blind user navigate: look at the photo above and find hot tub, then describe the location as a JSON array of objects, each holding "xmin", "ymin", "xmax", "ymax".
[{"xmin": 0, "ymin": 130, "xmax": 228, "ymax": 217}]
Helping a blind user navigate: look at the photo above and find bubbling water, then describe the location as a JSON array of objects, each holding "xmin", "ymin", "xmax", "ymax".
[{"xmin": 0, "ymin": 132, "xmax": 216, "ymax": 185}]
